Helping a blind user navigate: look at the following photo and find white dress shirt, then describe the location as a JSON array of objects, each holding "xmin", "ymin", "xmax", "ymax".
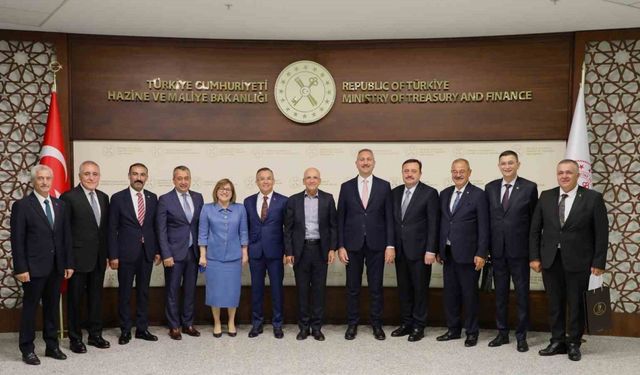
[
  {"xmin": 256, "ymin": 191, "xmax": 273, "ymax": 217},
  {"xmin": 129, "ymin": 186, "xmax": 146, "ymax": 218},
  {"xmin": 81, "ymin": 185, "xmax": 101, "ymax": 218},
  {"xmin": 34, "ymin": 191, "xmax": 55, "ymax": 223}
]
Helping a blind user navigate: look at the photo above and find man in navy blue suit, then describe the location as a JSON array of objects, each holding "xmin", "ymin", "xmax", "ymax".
[
  {"xmin": 244, "ymin": 167, "xmax": 288, "ymax": 339},
  {"xmin": 485, "ymin": 151, "xmax": 538, "ymax": 352},
  {"xmin": 156, "ymin": 166, "xmax": 203, "ymax": 340},
  {"xmin": 108, "ymin": 163, "xmax": 161, "ymax": 345},
  {"xmin": 436, "ymin": 158, "xmax": 489, "ymax": 347},
  {"xmin": 337, "ymin": 148, "xmax": 395, "ymax": 341},
  {"xmin": 11, "ymin": 165, "xmax": 74, "ymax": 365}
]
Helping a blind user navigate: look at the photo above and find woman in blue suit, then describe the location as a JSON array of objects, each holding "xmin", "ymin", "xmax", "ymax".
[{"xmin": 198, "ymin": 179, "xmax": 248, "ymax": 337}]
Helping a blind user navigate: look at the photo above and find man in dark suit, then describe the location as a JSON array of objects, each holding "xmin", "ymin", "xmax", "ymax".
[
  {"xmin": 436, "ymin": 158, "xmax": 489, "ymax": 347},
  {"xmin": 530, "ymin": 159, "xmax": 608, "ymax": 361},
  {"xmin": 11, "ymin": 164, "xmax": 74, "ymax": 365},
  {"xmin": 390, "ymin": 159, "xmax": 439, "ymax": 342},
  {"xmin": 244, "ymin": 167, "xmax": 288, "ymax": 338},
  {"xmin": 284, "ymin": 167, "xmax": 337, "ymax": 341},
  {"xmin": 60, "ymin": 161, "xmax": 111, "ymax": 354},
  {"xmin": 337, "ymin": 148, "xmax": 395, "ymax": 341},
  {"xmin": 485, "ymin": 150, "xmax": 538, "ymax": 352},
  {"xmin": 156, "ymin": 166, "xmax": 203, "ymax": 340},
  {"xmin": 108, "ymin": 163, "xmax": 161, "ymax": 345}
]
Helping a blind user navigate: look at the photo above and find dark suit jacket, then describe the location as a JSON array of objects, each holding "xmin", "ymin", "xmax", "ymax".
[
  {"xmin": 392, "ymin": 182, "xmax": 439, "ymax": 261},
  {"xmin": 108, "ymin": 188, "xmax": 158, "ymax": 263},
  {"xmin": 337, "ymin": 175, "xmax": 394, "ymax": 252},
  {"xmin": 156, "ymin": 189, "xmax": 203, "ymax": 261},
  {"xmin": 11, "ymin": 193, "xmax": 73, "ymax": 277},
  {"xmin": 438, "ymin": 183, "xmax": 489, "ymax": 263},
  {"xmin": 485, "ymin": 177, "xmax": 538, "ymax": 259},
  {"xmin": 60, "ymin": 185, "xmax": 109, "ymax": 273},
  {"xmin": 244, "ymin": 192, "xmax": 288, "ymax": 260},
  {"xmin": 529, "ymin": 186, "xmax": 608, "ymax": 272},
  {"xmin": 283, "ymin": 189, "xmax": 338, "ymax": 261}
]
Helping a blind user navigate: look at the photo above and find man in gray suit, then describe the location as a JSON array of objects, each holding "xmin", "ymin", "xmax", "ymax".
[{"xmin": 530, "ymin": 159, "xmax": 608, "ymax": 361}]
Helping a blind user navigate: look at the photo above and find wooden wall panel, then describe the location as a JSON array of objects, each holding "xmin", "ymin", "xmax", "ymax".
[{"xmin": 69, "ymin": 34, "xmax": 572, "ymax": 141}]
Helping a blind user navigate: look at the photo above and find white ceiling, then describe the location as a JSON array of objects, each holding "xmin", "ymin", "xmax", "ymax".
[{"xmin": 0, "ymin": 0, "xmax": 639, "ymax": 40}]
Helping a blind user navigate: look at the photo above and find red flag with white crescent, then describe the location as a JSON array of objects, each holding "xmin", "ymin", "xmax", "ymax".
[
  {"xmin": 39, "ymin": 86, "xmax": 70, "ymax": 293},
  {"xmin": 39, "ymin": 88, "xmax": 69, "ymax": 197}
]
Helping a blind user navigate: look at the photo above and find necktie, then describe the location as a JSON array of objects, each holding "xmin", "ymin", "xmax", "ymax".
[
  {"xmin": 182, "ymin": 193, "xmax": 193, "ymax": 246},
  {"xmin": 401, "ymin": 189, "xmax": 412, "ymax": 220},
  {"xmin": 44, "ymin": 199, "xmax": 54, "ymax": 228},
  {"xmin": 501, "ymin": 184, "xmax": 512, "ymax": 211},
  {"xmin": 136, "ymin": 192, "xmax": 145, "ymax": 226},
  {"xmin": 260, "ymin": 195, "xmax": 268, "ymax": 222},
  {"xmin": 451, "ymin": 191, "xmax": 462, "ymax": 213},
  {"xmin": 361, "ymin": 179, "xmax": 369, "ymax": 209},
  {"xmin": 559, "ymin": 193, "xmax": 568, "ymax": 227},
  {"xmin": 89, "ymin": 191, "xmax": 100, "ymax": 226}
]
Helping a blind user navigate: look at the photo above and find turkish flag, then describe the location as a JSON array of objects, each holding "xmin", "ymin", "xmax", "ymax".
[
  {"xmin": 39, "ymin": 87, "xmax": 71, "ymax": 293},
  {"xmin": 39, "ymin": 89, "xmax": 70, "ymax": 198}
]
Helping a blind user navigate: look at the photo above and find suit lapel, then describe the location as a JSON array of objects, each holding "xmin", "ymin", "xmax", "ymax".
[
  {"xmin": 403, "ymin": 183, "xmax": 422, "ymax": 221},
  {"xmin": 504, "ymin": 179, "xmax": 521, "ymax": 215},
  {"xmin": 551, "ymin": 188, "xmax": 562, "ymax": 227},
  {"xmin": 123, "ymin": 189, "xmax": 139, "ymax": 225},
  {"xmin": 171, "ymin": 190, "xmax": 189, "ymax": 223},
  {"xmin": 52, "ymin": 198, "xmax": 63, "ymax": 231},
  {"xmin": 563, "ymin": 187, "xmax": 584, "ymax": 227},
  {"xmin": 143, "ymin": 190, "xmax": 154, "ymax": 224},
  {"xmin": 77, "ymin": 186, "xmax": 99, "ymax": 228},
  {"xmin": 29, "ymin": 194, "xmax": 53, "ymax": 230}
]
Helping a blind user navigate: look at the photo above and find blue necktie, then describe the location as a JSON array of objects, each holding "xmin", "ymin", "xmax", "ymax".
[
  {"xmin": 44, "ymin": 199, "xmax": 54, "ymax": 228},
  {"xmin": 182, "ymin": 193, "xmax": 193, "ymax": 246},
  {"xmin": 451, "ymin": 191, "xmax": 462, "ymax": 213}
]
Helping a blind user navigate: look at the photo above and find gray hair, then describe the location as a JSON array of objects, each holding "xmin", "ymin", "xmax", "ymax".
[{"xmin": 30, "ymin": 164, "xmax": 53, "ymax": 180}]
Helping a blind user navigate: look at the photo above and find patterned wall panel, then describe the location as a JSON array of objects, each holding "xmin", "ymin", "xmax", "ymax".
[
  {"xmin": 585, "ymin": 39, "xmax": 640, "ymax": 313},
  {"xmin": 0, "ymin": 40, "xmax": 55, "ymax": 309}
]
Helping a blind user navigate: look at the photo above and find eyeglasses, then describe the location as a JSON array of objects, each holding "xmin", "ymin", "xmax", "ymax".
[{"xmin": 218, "ymin": 188, "xmax": 232, "ymax": 192}]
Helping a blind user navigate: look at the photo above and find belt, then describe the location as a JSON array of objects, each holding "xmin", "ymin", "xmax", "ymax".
[{"xmin": 304, "ymin": 238, "xmax": 320, "ymax": 245}]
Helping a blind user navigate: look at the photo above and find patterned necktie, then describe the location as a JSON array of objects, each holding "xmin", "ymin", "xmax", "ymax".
[
  {"xmin": 182, "ymin": 193, "xmax": 193, "ymax": 222},
  {"xmin": 362, "ymin": 179, "xmax": 369, "ymax": 209},
  {"xmin": 89, "ymin": 191, "xmax": 100, "ymax": 226},
  {"xmin": 401, "ymin": 189, "xmax": 412, "ymax": 220},
  {"xmin": 182, "ymin": 193, "xmax": 193, "ymax": 246},
  {"xmin": 501, "ymin": 184, "xmax": 512, "ymax": 211},
  {"xmin": 559, "ymin": 193, "xmax": 568, "ymax": 227},
  {"xmin": 44, "ymin": 199, "xmax": 54, "ymax": 228},
  {"xmin": 260, "ymin": 195, "xmax": 268, "ymax": 222},
  {"xmin": 451, "ymin": 191, "xmax": 462, "ymax": 213},
  {"xmin": 136, "ymin": 192, "xmax": 145, "ymax": 226}
]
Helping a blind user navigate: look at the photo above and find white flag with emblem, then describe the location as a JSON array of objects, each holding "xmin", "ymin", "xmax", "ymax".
[{"xmin": 565, "ymin": 83, "xmax": 592, "ymax": 189}]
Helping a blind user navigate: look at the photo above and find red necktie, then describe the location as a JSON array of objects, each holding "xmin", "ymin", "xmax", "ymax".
[{"xmin": 137, "ymin": 192, "xmax": 145, "ymax": 226}]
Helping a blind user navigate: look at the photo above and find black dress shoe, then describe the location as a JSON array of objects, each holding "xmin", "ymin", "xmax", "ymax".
[
  {"xmin": 517, "ymin": 339, "xmax": 529, "ymax": 352},
  {"xmin": 212, "ymin": 331, "xmax": 222, "ymax": 338},
  {"xmin": 119, "ymin": 331, "xmax": 131, "ymax": 345},
  {"xmin": 538, "ymin": 342, "xmax": 567, "ymax": 356},
  {"xmin": 436, "ymin": 331, "xmax": 461, "ymax": 341},
  {"xmin": 273, "ymin": 327, "xmax": 284, "ymax": 339},
  {"xmin": 135, "ymin": 330, "xmax": 158, "ymax": 341},
  {"xmin": 88, "ymin": 336, "xmax": 110, "ymax": 349},
  {"xmin": 296, "ymin": 329, "xmax": 309, "ymax": 341},
  {"xmin": 248, "ymin": 325, "xmax": 263, "ymax": 338},
  {"xmin": 227, "ymin": 331, "xmax": 237, "ymax": 337},
  {"xmin": 22, "ymin": 352, "xmax": 40, "ymax": 365},
  {"xmin": 312, "ymin": 330, "xmax": 325, "ymax": 341},
  {"xmin": 568, "ymin": 343, "xmax": 582, "ymax": 361},
  {"xmin": 464, "ymin": 334, "xmax": 478, "ymax": 347},
  {"xmin": 391, "ymin": 325, "xmax": 412, "ymax": 337},
  {"xmin": 488, "ymin": 334, "xmax": 509, "ymax": 347},
  {"xmin": 70, "ymin": 340, "xmax": 87, "ymax": 354},
  {"xmin": 372, "ymin": 326, "xmax": 386, "ymax": 341},
  {"xmin": 345, "ymin": 325, "xmax": 357, "ymax": 340},
  {"xmin": 408, "ymin": 328, "xmax": 425, "ymax": 342},
  {"xmin": 45, "ymin": 347, "xmax": 67, "ymax": 360}
]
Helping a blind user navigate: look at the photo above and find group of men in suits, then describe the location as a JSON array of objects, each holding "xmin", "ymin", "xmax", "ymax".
[{"xmin": 11, "ymin": 150, "xmax": 608, "ymax": 365}]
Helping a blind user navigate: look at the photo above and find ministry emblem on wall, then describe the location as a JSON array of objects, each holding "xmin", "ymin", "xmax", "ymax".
[{"xmin": 274, "ymin": 60, "xmax": 336, "ymax": 124}]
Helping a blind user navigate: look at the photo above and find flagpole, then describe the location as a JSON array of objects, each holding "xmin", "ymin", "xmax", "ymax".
[{"xmin": 48, "ymin": 60, "xmax": 66, "ymax": 340}]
